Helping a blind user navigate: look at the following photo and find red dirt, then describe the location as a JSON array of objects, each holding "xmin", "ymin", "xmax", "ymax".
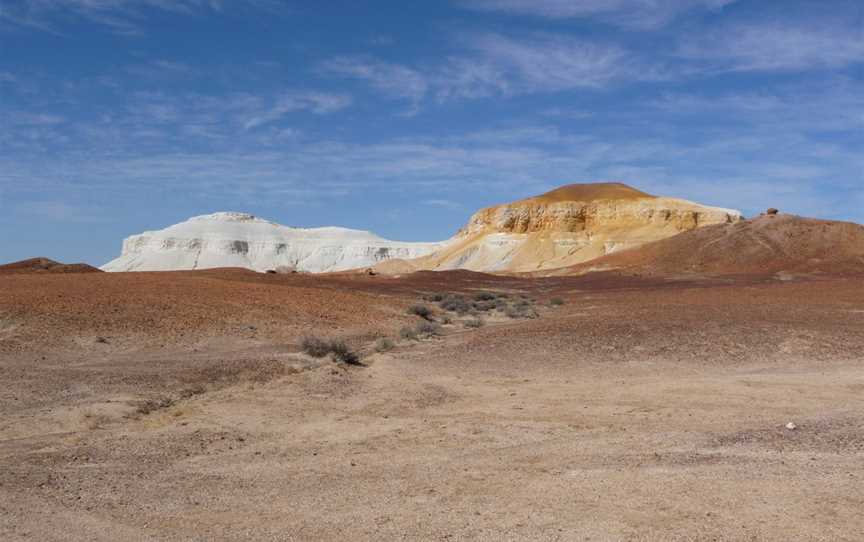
[
  {"xmin": 2, "ymin": 267, "xmax": 864, "ymax": 540},
  {"xmin": 521, "ymin": 182, "xmax": 655, "ymax": 203},
  {"xmin": 553, "ymin": 214, "xmax": 864, "ymax": 277},
  {"xmin": 0, "ymin": 257, "xmax": 102, "ymax": 275}
]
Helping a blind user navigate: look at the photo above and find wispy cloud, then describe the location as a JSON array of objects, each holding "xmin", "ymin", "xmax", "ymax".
[
  {"xmin": 422, "ymin": 199, "xmax": 465, "ymax": 211},
  {"xmin": 679, "ymin": 20, "xmax": 864, "ymax": 72},
  {"xmin": 458, "ymin": 0, "xmax": 738, "ymax": 29},
  {"xmin": 321, "ymin": 57, "xmax": 430, "ymax": 103},
  {"xmin": 322, "ymin": 32, "xmax": 659, "ymax": 107},
  {"xmin": 0, "ymin": 0, "xmax": 280, "ymax": 34},
  {"xmin": 14, "ymin": 200, "xmax": 107, "ymax": 223},
  {"xmin": 463, "ymin": 32, "xmax": 644, "ymax": 92},
  {"xmin": 126, "ymin": 59, "xmax": 200, "ymax": 78},
  {"xmin": 4, "ymin": 117, "xmax": 860, "ymax": 224},
  {"xmin": 241, "ymin": 92, "xmax": 352, "ymax": 130}
]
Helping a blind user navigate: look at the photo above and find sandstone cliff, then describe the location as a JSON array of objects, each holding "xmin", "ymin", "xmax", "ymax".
[{"xmin": 378, "ymin": 183, "xmax": 742, "ymax": 273}]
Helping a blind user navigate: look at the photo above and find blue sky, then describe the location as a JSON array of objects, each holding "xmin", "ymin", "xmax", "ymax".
[{"xmin": 1, "ymin": 0, "xmax": 862, "ymax": 265}]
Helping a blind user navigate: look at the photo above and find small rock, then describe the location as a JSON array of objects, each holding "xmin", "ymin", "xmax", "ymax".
[
  {"xmin": 766, "ymin": 208, "xmax": 779, "ymax": 216},
  {"xmin": 785, "ymin": 422, "xmax": 797, "ymax": 430}
]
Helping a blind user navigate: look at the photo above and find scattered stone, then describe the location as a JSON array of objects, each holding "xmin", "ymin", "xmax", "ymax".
[
  {"xmin": 785, "ymin": 422, "xmax": 797, "ymax": 430},
  {"xmin": 766, "ymin": 208, "xmax": 779, "ymax": 216}
]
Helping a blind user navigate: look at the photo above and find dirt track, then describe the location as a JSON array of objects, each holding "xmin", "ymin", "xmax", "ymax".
[{"xmin": 2, "ymin": 270, "xmax": 864, "ymax": 540}]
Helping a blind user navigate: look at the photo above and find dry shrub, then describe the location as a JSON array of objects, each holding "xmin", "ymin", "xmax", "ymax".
[
  {"xmin": 463, "ymin": 317, "xmax": 484, "ymax": 329},
  {"xmin": 407, "ymin": 304, "xmax": 434, "ymax": 320},
  {"xmin": 301, "ymin": 335, "xmax": 362, "ymax": 365},
  {"xmin": 301, "ymin": 335, "xmax": 331, "ymax": 358},
  {"xmin": 375, "ymin": 337, "xmax": 395, "ymax": 352},
  {"xmin": 415, "ymin": 320, "xmax": 441, "ymax": 337}
]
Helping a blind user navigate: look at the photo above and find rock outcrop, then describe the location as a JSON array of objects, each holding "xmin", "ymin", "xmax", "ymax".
[
  {"xmin": 102, "ymin": 212, "xmax": 443, "ymax": 273},
  {"xmin": 0, "ymin": 258, "xmax": 102, "ymax": 274},
  {"xmin": 547, "ymin": 213, "xmax": 864, "ymax": 277},
  {"xmin": 378, "ymin": 183, "xmax": 742, "ymax": 273}
]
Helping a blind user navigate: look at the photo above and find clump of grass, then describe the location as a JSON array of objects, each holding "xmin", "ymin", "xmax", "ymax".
[
  {"xmin": 399, "ymin": 326, "xmax": 418, "ymax": 340},
  {"xmin": 440, "ymin": 314, "xmax": 453, "ymax": 325},
  {"xmin": 474, "ymin": 291, "xmax": 497, "ymax": 301},
  {"xmin": 407, "ymin": 304, "xmax": 434, "ymax": 320},
  {"xmin": 374, "ymin": 337, "xmax": 395, "ymax": 353},
  {"xmin": 423, "ymin": 292, "xmax": 446, "ymax": 302},
  {"xmin": 550, "ymin": 297, "xmax": 565, "ymax": 306},
  {"xmin": 301, "ymin": 335, "xmax": 362, "ymax": 365},
  {"xmin": 463, "ymin": 317, "xmax": 485, "ymax": 329}
]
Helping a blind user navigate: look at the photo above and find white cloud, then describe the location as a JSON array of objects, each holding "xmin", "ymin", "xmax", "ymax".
[
  {"xmin": 0, "ymin": 0, "xmax": 280, "ymax": 34},
  {"xmin": 241, "ymin": 92, "xmax": 352, "ymax": 130},
  {"xmin": 15, "ymin": 200, "xmax": 106, "ymax": 223},
  {"xmin": 458, "ymin": 0, "xmax": 738, "ymax": 29},
  {"xmin": 464, "ymin": 32, "xmax": 642, "ymax": 92},
  {"xmin": 679, "ymin": 21, "xmax": 864, "ymax": 72},
  {"xmin": 322, "ymin": 32, "xmax": 656, "ymax": 107},
  {"xmin": 646, "ymin": 79, "xmax": 864, "ymax": 133},
  {"xmin": 321, "ymin": 57, "xmax": 430, "ymax": 103},
  {"xmin": 4, "ymin": 120, "xmax": 859, "ymax": 225},
  {"xmin": 422, "ymin": 199, "xmax": 465, "ymax": 211}
]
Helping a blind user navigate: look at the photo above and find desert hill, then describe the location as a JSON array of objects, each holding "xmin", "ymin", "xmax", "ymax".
[
  {"xmin": 0, "ymin": 257, "xmax": 102, "ymax": 274},
  {"xmin": 102, "ymin": 212, "xmax": 444, "ymax": 273},
  {"xmin": 548, "ymin": 213, "xmax": 864, "ymax": 277},
  {"xmin": 377, "ymin": 182, "xmax": 741, "ymax": 273}
]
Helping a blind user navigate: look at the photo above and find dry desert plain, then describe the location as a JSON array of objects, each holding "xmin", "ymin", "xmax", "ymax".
[{"xmin": 1, "ymin": 266, "xmax": 864, "ymax": 540}]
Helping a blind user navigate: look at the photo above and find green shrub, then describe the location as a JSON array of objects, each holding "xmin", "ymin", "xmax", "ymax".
[
  {"xmin": 399, "ymin": 326, "xmax": 418, "ymax": 340},
  {"xmin": 550, "ymin": 297, "xmax": 565, "ymax": 306}
]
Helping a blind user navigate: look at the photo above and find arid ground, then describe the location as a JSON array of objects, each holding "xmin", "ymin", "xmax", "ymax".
[{"xmin": 2, "ymin": 269, "xmax": 863, "ymax": 540}]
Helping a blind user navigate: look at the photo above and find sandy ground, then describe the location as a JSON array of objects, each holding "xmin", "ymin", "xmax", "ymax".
[{"xmin": 1, "ymin": 270, "xmax": 863, "ymax": 541}]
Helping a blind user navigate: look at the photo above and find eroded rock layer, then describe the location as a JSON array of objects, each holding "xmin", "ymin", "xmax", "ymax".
[
  {"xmin": 379, "ymin": 183, "xmax": 742, "ymax": 273},
  {"xmin": 102, "ymin": 212, "xmax": 443, "ymax": 273}
]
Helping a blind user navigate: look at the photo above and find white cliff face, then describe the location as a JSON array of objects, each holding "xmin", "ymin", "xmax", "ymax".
[{"xmin": 101, "ymin": 212, "xmax": 444, "ymax": 273}]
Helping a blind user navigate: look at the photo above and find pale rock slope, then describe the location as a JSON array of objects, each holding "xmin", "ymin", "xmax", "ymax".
[
  {"xmin": 378, "ymin": 183, "xmax": 742, "ymax": 273},
  {"xmin": 102, "ymin": 212, "xmax": 444, "ymax": 273}
]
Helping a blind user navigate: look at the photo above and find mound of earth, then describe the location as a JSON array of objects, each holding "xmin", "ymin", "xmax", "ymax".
[
  {"xmin": 378, "ymin": 182, "xmax": 741, "ymax": 273},
  {"xmin": 0, "ymin": 257, "xmax": 102, "ymax": 274},
  {"xmin": 101, "ymin": 212, "xmax": 444, "ymax": 273},
  {"xmin": 549, "ymin": 213, "xmax": 864, "ymax": 277}
]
